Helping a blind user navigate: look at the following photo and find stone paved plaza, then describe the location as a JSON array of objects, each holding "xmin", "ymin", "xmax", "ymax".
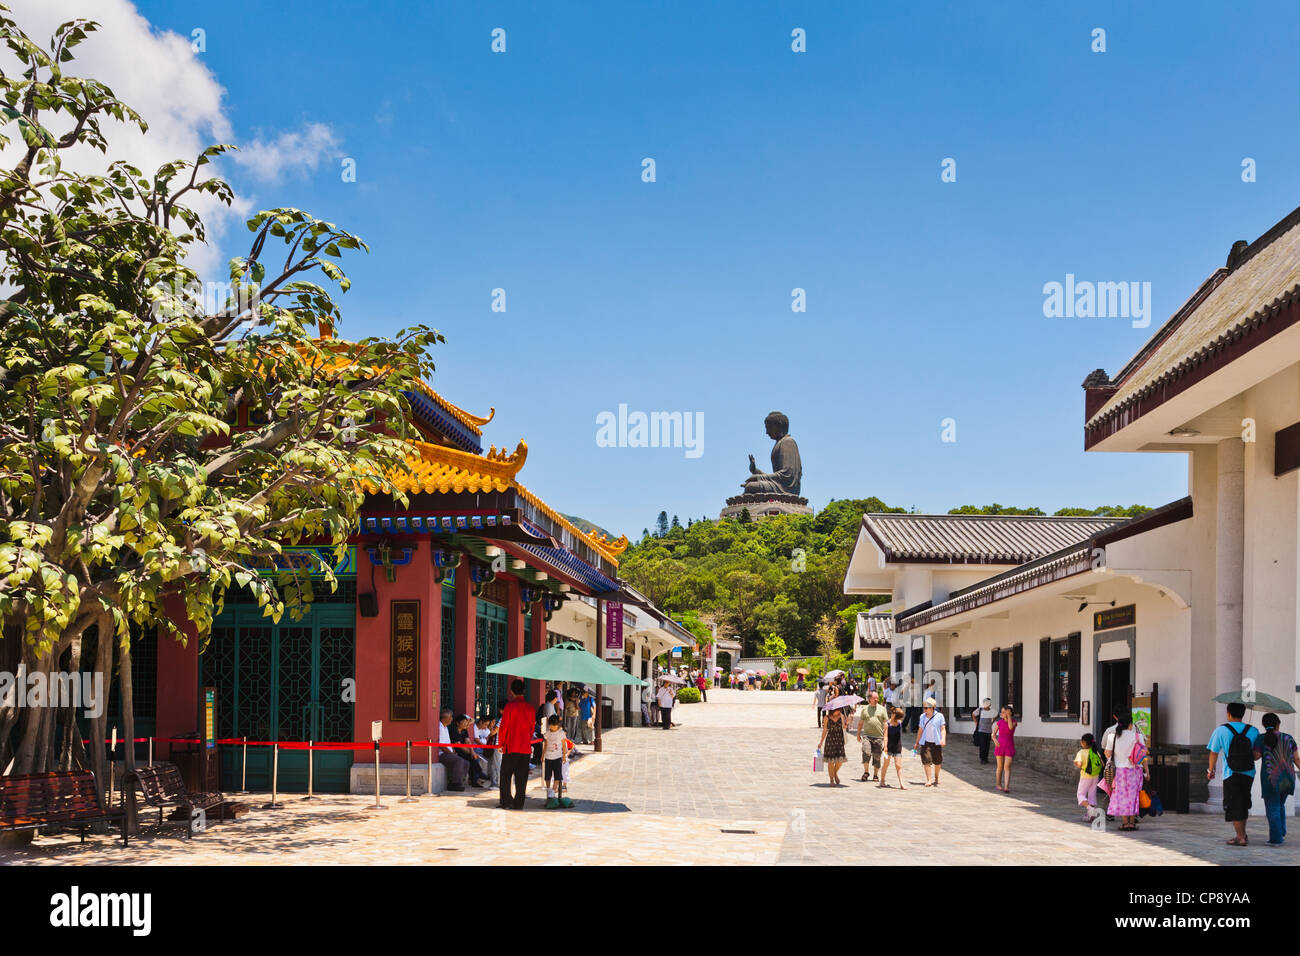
[{"xmin": 4, "ymin": 689, "xmax": 1296, "ymax": 866}]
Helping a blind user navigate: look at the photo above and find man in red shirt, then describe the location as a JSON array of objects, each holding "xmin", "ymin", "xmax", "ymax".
[{"xmin": 497, "ymin": 679, "xmax": 535, "ymax": 810}]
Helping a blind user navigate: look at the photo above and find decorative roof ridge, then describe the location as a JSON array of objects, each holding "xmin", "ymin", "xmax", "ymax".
[
  {"xmin": 511, "ymin": 481, "xmax": 627, "ymax": 566},
  {"xmin": 407, "ymin": 437, "xmax": 527, "ymax": 480},
  {"xmin": 412, "ymin": 379, "xmax": 495, "ymax": 433}
]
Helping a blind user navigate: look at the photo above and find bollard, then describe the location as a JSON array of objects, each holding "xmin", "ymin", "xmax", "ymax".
[
  {"xmin": 423, "ymin": 742, "xmax": 435, "ymax": 797},
  {"xmin": 367, "ymin": 741, "xmax": 387, "ymax": 810},
  {"xmin": 239, "ymin": 736, "xmax": 248, "ymax": 794},
  {"xmin": 108, "ymin": 727, "xmax": 117, "ymax": 807},
  {"xmin": 303, "ymin": 739, "xmax": 315, "ymax": 801},
  {"xmin": 147, "ymin": 736, "xmax": 154, "ymax": 768},
  {"xmin": 400, "ymin": 741, "xmax": 418, "ymax": 803},
  {"xmin": 263, "ymin": 743, "xmax": 282, "ymax": 809}
]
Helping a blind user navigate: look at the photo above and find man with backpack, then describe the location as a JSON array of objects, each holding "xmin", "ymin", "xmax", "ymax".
[{"xmin": 1206, "ymin": 701, "xmax": 1260, "ymax": 846}]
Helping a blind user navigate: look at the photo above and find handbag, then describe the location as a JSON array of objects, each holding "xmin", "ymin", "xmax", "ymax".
[{"xmin": 1138, "ymin": 788, "xmax": 1151, "ymax": 809}]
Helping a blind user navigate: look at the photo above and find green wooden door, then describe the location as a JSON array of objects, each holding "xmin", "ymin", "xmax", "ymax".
[
  {"xmin": 474, "ymin": 599, "xmax": 508, "ymax": 718},
  {"xmin": 203, "ymin": 601, "xmax": 355, "ymax": 792}
]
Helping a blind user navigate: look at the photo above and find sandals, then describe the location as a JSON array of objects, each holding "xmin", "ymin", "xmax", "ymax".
[{"xmin": 860, "ymin": 773, "xmax": 870, "ymax": 782}]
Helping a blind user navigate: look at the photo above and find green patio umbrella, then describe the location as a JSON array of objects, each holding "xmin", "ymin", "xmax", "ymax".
[
  {"xmin": 1212, "ymin": 690, "xmax": 1295, "ymax": 714},
  {"xmin": 485, "ymin": 640, "xmax": 647, "ymax": 686}
]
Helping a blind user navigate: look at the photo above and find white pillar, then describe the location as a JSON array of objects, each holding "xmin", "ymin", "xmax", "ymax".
[{"xmin": 1208, "ymin": 438, "xmax": 1245, "ymax": 811}]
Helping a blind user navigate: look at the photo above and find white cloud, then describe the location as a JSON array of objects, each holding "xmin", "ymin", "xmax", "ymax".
[
  {"xmin": 232, "ymin": 122, "xmax": 341, "ymax": 183},
  {"xmin": 0, "ymin": 0, "xmax": 341, "ymax": 281}
]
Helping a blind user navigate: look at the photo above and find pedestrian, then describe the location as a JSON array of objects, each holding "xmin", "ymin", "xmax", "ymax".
[
  {"xmin": 993, "ymin": 705, "xmax": 1017, "ymax": 792},
  {"xmin": 564, "ymin": 691, "xmax": 580, "ymax": 743},
  {"xmin": 814, "ymin": 680, "xmax": 827, "ymax": 729},
  {"xmin": 1074, "ymin": 733, "xmax": 1104, "ymax": 819},
  {"xmin": 541, "ymin": 714, "xmax": 572, "ymax": 809},
  {"xmin": 796, "ymin": 672, "xmax": 805, "ymax": 691},
  {"xmin": 880, "ymin": 706, "xmax": 907, "ymax": 789},
  {"xmin": 640, "ymin": 683, "xmax": 654, "ymax": 727},
  {"xmin": 497, "ymin": 679, "xmax": 534, "ymax": 810},
  {"xmin": 913, "ymin": 697, "xmax": 947, "ymax": 787},
  {"xmin": 579, "ymin": 687, "xmax": 596, "ymax": 744},
  {"xmin": 818, "ymin": 703, "xmax": 848, "ymax": 786},
  {"xmin": 696, "ymin": 670, "xmax": 708, "ymax": 703},
  {"xmin": 657, "ymin": 680, "xmax": 676, "ymax": 730},
  {"xmin": 436, "ymin": 707, "xmax": 469, "ymax": 791},
  {"xmin": 866, "ymin": 673, "xmax": 877, "ymax": 697},
  {"xmin": 1252, "ymin": 712, "xmax": 1299, "ymax": 846},
  {"xmin": 855, "ymin": 690, "xmax": 890, "ymax": 782},
  {"xmin": 1111, "ymin": 713, "xmax": 1149, "ymax": 832},
  {"xmin": 902, "ymin": 681, "xmax": 921, "ymax": 734},
  {"xmin": 883, "ymin": 679, "xmax": 896, "ymax": 712},
  {"xmin": 972, "ymin": 697, "xmax": 994, "ymax": 764},
  {"xmin": 1206, "ymin": 701, "xmax": 1259, "ymax": 846}
]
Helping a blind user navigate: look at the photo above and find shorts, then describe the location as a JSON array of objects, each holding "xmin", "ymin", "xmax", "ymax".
[
  {"xmin": 919, "ymin": 742, "xmax": 943, "ymax": 766},
  {"xmin": 544, "ymin": 758, "xmax": 564, "ymax": 783},
  {"xmin": 860, "ymin": 736, "xmax": 884, "ymax": 767},
  {"xmin": 1223, "ymin": 773, "xmax": 1253, "ymax": 822}
]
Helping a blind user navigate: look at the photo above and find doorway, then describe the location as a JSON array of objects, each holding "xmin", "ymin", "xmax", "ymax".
[{"xmin": 1096, "ymin": 658, "xmax": 1131, "ymax": 739}]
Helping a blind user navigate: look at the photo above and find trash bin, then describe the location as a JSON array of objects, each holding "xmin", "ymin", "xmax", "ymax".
[{"xmin": 601, "ymin": 696, "xmax": 614, "ymax": 727}]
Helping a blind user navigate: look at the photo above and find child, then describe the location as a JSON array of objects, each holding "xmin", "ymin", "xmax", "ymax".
[
  {"xmin": 879, "ymin": 707, "xmax": 907, "ymax": 790},
  {"xmin": 541, "ymin": 715, "xmax": 572, "ymax": 809},
  {"xmin": 1074, "ymin": 733, "xmax": 1103, "ymax": 819}
]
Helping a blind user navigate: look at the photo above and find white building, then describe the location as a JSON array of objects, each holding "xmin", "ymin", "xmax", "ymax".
[{"xmin": 848, "ymin": 204, "xmax": 1300, "ymax": 814}]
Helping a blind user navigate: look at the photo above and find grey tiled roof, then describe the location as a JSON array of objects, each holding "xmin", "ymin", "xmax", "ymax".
[
  {"xmin": 856, "ymin": 611, "xmax": 894, "ymax": 648},
  {"xmin": 861, "ymin": 513, "xmax": 1125, "ymax": 564}
]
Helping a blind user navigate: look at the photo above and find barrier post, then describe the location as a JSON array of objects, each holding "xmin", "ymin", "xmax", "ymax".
[
  {"xmin": 303, "ymin": 739, "xmax": 315, "ymax": 801},
  {"xmin": 108, "ymin": 727, "xmax": 117, "ymax": 807},
  {"xmin": 239, "ymin": 736, "xmax": 248, "ymax": 794},
  {"xmin": 147, "ymin": 736, "xmax": 154, "ymax": 768},
  {"xmin": 368, "ymin": 741, "xmax": 387, "ymax": 810},
  {"xmin": 423, "ymin": 742, "xmax": 435, "ymax": 797},
  {"xmin": 263, "ymin": 743, "xmax": 282, "ymax": 809},
  {"xmin": 400, "ymin": 741, "xmax": 418, "ymax": 803}
]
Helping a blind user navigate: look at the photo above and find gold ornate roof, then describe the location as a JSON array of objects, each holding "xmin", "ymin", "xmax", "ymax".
[
  {"xmin": 372, "ymin": 439, "xmax": 626, "ymax": 567},
  {"xmin": 379, "ymin": 439, "xmax": 527, "ymax": 495}
]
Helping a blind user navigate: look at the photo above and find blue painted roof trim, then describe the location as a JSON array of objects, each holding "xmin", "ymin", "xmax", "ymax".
[
  {"xmin": 403, "ymin": 388, "xmax": 482, "ymax": 454},
  {"xmin": 516, "ymin": 542, "xmax": 619, "ymax": 594}
]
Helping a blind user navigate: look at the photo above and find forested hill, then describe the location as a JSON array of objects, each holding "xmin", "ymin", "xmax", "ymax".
[{"xmin": 618, "ymin": 500, "xmax": 1151, "ymax": 657}]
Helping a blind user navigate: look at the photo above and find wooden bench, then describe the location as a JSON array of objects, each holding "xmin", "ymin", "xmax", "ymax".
[
  {"xmin": 0, "ymin": 771, "xmax": 127, "ymax": 845},
  {"xmin": 129, "ymin": 762, "xmax": 227, "ymax": 839}
]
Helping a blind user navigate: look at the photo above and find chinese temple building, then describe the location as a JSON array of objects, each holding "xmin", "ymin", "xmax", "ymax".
[{"xmin": 149, "ymin": 367, "xmax": 666, "ymax": 793}]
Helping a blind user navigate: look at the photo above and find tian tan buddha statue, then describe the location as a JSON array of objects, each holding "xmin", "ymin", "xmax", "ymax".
[{"xmin": 721, "ymin": 411, "xmax": 812, "ymax": 518}]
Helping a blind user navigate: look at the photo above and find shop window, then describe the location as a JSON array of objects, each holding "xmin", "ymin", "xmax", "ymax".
[{"xmin": 1039, "ymin": 633, "xmax": 1081, "ymax": 719}]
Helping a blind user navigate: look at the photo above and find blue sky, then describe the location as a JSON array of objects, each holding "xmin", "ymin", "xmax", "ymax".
[{"xmin": 133, "ymin": 0, "xmax": 1300, "ymax": 536}]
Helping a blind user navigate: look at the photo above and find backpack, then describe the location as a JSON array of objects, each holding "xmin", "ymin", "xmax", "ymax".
[
  {"xmin": 1086, "ymin": 748, "xmax": 1104, "ymax": 777},
  {"xmin": 1128, "ymin": 736, "xmax": 1148, "ymax": 766},
  {"xmin": 1224, "ymin": 723, "xmax": 1255, "ymax": 773}
]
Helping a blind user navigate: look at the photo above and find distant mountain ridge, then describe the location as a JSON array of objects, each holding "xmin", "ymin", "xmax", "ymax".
[{"xmin": 562, "ymin": 513, "xmax": 617, "ymax": 541}]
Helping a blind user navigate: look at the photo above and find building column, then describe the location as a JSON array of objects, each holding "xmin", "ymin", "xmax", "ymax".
[
  {"xmin": 506, "ymin": 577, "xmax": 524, "ymax": 661},
  {"xmin": 453, "ymin": 553, "xmax": 476, "ymax": 717},
  {"xmin": 530, "ymin": 608, "xmax": 547, "ymax": 708},
  {"xmin": 1206, "ymin": 438, "xmax": 1245, "ymax": 811},
  {"xmin": 1215, "ymin": 438, "xmax": 1245, "ymax": 696}
]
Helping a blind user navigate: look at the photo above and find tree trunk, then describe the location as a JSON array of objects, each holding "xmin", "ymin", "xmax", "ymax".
[
  {"xmin": 87, "ymin": 617, "xmax": 113, "ymax": 807},
  {"xmin": 10, "ymin": 649, "xmax": 49, "ymax": 775},
  {"xmin": 119, "ymin": 634, "xmax": 138, "ymax": 835}
]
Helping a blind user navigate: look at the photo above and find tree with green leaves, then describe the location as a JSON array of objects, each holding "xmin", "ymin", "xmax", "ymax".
[
  {"xmin": 0, "ymin": 9, "xmax": 437, "ymax": 787},
  {"xmin": 655, "ymin": 510, "xmax": 669, "ymax": 537}
]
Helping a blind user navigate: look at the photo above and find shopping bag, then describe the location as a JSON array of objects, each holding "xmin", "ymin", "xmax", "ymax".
[
  {"xmin": 561, "ymin": 761, "xmax": 571, "ymax": 783},
  {"xmin": 813, "ymin": 750, "xmax": 824, "ymax": 773}
]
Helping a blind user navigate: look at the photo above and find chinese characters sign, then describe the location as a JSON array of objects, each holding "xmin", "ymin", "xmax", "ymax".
[
  {"xmin": 605, "ymin": 601, "xmax": 624, "ymax": 662},
  {"xmin": 390, "ymin": 600, "xmax": 420, "ymax": 721}
]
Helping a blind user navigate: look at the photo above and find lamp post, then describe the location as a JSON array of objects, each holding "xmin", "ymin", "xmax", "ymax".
[{"xmin": 594, "ymin": 596, "xmax": 604, "ymax": 753}]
